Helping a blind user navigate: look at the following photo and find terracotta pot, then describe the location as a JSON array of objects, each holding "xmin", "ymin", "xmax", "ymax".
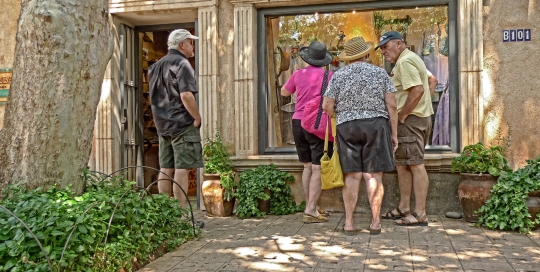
[
  {"xmin": 201, "ymin": 174, "xmax": 235, "ymax": 217},
  {"xmin": 257, "ymin": 188, "xmax": 272, "ymax": 214},
  {"xmin": 526, "ymin": 196, "xmax": 540, "ymax": 230},
  {"xmin": 458, "ymin": 173, "xmax": 498, "ymax": 222},
  {"xmin": 528, "ymin": 190, "xmax": 540, "ymax": 197}
]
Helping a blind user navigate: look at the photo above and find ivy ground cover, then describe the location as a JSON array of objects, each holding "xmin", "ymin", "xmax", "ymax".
[{"xmin": 0, "ymin": 177, "xmax": 200, "ymax": 271}]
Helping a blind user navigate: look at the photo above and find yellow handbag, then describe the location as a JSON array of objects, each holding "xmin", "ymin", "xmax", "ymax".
[{"xmin": 320, "ymin": 116, "xmax": 344, "ymax": 190}]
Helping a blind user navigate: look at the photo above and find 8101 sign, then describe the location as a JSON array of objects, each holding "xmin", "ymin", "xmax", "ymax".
[{"xmin": 503, "ymin": 29, "xmax": 531, "ymax": 42}]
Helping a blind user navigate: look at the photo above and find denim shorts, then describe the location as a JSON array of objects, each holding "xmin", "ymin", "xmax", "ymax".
[
  {"xmin": 159, "ymin": 125, "xmax": 204, "ymax": 169},
  {"xmin": 394, "ymin": 115, "xmax": 432, "ymax": 166}
]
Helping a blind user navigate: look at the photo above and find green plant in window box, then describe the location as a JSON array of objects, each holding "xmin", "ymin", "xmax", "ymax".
[
  {"xmin": 234, "ymin": 164, "xmax": 305, "ymax": 219},
  {"xmin": 451, "ymin": 142, "xmax": 512, "ymax": 222},
  {"xmin": 202, "ymin": 128, "xmax": 235, "ymax": 201},
  {"xmin": 477, "ymin": 157, "xmax": 540, "ymax": 233}
]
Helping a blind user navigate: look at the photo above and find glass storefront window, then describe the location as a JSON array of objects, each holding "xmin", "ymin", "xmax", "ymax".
[{"xmin": 260, "ymin": 2, "xmax": 456, "ymax": 154}]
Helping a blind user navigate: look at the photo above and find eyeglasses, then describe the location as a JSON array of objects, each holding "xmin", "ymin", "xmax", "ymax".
[{"xmin": 183, "ymin": 40, "xmax": 195, "ymax": 46}]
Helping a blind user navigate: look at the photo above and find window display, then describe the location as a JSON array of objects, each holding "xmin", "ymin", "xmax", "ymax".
[{"xmin": 265, "ymin": 5, "xmax": 451, "ymax": 150}]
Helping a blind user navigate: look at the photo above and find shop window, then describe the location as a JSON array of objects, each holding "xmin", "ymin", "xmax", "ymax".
[{"xmin": 258, "ymin": 1, "xmax": 457, "ymax": 154}]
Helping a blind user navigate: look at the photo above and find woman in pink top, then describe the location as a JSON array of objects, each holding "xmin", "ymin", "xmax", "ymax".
[{"xmin": 281, "ymin": 41, "xmax": 333, "ymax": 223}]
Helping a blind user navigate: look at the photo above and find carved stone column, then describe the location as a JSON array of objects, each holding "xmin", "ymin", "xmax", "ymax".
[
  {"xmin": 233, "ymin": 4, "xmax": 258, "ymax": 155},
  {"xmin": 198, "ymin": 6, "xmax": 219, "ymax": 140},
  {"xmin": 459, "ymin": 0, "xmax": 484, "ymax": 146}
]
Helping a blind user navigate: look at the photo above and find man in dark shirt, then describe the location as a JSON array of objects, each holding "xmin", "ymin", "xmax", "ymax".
[{"xmin": 149, "ymin": 29, "xmax": 203, "ymax": 208}]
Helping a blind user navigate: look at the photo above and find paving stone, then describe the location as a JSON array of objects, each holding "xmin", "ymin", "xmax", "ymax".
[
  {"xmin": 460, "ymin": 261, "xmax": 514, "ymax": 271},
  {"xmin": 137, "ymin": 209, "xmax": 540, "ymax": 272}
]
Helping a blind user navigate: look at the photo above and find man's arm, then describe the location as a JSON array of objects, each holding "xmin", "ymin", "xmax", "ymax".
[
  {"xmin": 180, "ymin": 92, "xmax": 202, "ymax": 127},
  {"xmin": 398, "ymin": 85, "xmax": 424, "ymax": 123},
  {"xmin": 385, "ymin": 92, "xmax": 398, "ymax": 152},
  {"xmin": 428, "ymin": 74, "xmax": 438, "ymax": 98}
]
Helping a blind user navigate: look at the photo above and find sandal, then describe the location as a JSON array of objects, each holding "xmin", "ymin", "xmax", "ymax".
[
  {"xmin": 382, "ymin": 207, "xmax": 410, "ymax": 220},
  {"xmin": 394, "ymin": 212, "xmax": 429, "ymax": 226},
  {"xmin": 368, "ymin": 224, "xmax": 381, "ymax": 235},
  {"xmin": 317, "ymin": 207, "xmax": 329, "ymax": 216},
  {"xmin": 303, "ymin": 214, "xmax": 327, "ymax": 223},
  {"xmin": 342, "ymin": 225, "xmax": 361, "ymax": 236}
]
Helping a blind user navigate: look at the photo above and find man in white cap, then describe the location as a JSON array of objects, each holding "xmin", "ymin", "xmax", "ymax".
[
  {"xmin": 376, "ymin": 31, "xmax": 433, "ymax": 226},
  {"xmin": 149, "ymin": 29, "xmax": 202, "ymax": 209}
]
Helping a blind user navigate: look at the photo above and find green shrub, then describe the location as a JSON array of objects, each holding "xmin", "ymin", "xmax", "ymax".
[
  {"xmin": 0, "ymin": 173, "xmax": 200, "ymax": 271},
  {"xmin": 234, "ymin": 164, "xmax": 304, "ymax": 218},
  {"xmin": 451, "ymin": 142, "xmax": 511, "ymax": 176},
  {"xmin": 477, "ymin": 156, "xmax": 540, "ymax": 233}
]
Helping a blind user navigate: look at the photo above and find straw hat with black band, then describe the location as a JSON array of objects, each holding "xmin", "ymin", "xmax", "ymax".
[
  {"xmin": 338, "ymin": 37, "xmax": 374, "ymax": 62},
  {"xmin": 299, "ymin": 41, "xmax": 333, "ymax": 67}
]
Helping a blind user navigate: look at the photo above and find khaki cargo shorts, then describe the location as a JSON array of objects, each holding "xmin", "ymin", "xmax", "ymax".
[
  {"xmin": 159, "ymin": 125, "xmax": 204, "ymax": 169},
  {"xmin": 394, "ymin": 115, "xmax": 432, "ymax": 166}
]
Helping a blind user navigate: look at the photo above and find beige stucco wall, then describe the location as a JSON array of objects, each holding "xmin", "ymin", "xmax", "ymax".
[
  {"xmin": 0, "ymin": 0, "xmax": 21, "ymax": 129},
  {"xmin": 482, "ymin": 0, "xmax": 540, "ymax": 169}
]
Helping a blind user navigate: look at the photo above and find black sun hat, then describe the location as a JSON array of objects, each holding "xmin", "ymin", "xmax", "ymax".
[{"xmin": 299, "ymin": 41, "xmax": 333, "ymax": 67}]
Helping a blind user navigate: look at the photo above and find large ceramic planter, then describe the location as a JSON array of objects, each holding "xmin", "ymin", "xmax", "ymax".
[
  {"xmin": 525, "ymin": 196, "xmax": 540, "ymax": 230},
  {"xmin": 458, "ymin": 173, "xmax": 498, "ymax": 222},
  {"xmin": 201, "ymin": 174, "xmax": 235, "ymax": 217}
]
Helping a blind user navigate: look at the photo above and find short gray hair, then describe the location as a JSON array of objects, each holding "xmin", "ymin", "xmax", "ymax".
[{"xmin": 167, "ymin": 29, "xmax": 199, "ymax": 50}]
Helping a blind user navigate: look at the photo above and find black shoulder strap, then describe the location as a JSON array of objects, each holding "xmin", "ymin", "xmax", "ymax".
[{"xmin": 314, "ymin": 71, "xmax": 330, "ymax": 129}]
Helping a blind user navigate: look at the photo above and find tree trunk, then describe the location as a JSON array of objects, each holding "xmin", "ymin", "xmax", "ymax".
[{"xmin": 0, "ymin": 0, "xmax": 113, "ymax": 194}]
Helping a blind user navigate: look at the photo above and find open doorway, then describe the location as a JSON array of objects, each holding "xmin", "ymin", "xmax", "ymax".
[{"xmin": 138, "ymin": 26, "xmax": 198, "ymax": 198}]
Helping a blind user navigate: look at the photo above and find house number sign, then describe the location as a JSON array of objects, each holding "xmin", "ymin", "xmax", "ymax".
[{"xmin": 503, "ymin": 29, "xmax": 531, "ymax": 42}]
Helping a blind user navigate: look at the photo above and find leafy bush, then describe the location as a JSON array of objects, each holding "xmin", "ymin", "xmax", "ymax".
[
  {"xmin": 451, "ymin": 142, "xmax": 511, "ymax": 176},
  {"xmin": 477, "ymin": 156, "xmax": 540, "ymax": 233},
  {"xmin": 0, "ymin": 173, "xmax": 200, "ymax": 271},
  {"xmin": 203, "ymin": 128, "xmax": 235, "ymax": 201},
  {"xmin": 234, "ymin": 164, "xmax": 304, "ymax": 218}
]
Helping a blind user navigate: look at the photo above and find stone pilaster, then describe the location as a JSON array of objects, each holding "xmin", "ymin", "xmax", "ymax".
[
  {"xmin": 233, "ymin": 4, "xmax": 258, "ymax": 155},
  {"xmin": 198, "ymin": 6, "xmax": 219, "ymax": 140},
  {"xmin": 459, "ymin": 0, "xmax": 484, "ymax": 146}
]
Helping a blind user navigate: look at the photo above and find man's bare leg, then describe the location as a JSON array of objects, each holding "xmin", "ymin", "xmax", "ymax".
[
  {"xmin": 158, "ymin": 168, "xmax": 174, "ymax": 196},
  {"xmin": 364, "ymin": 172, "xmax": 384, "ymax": 229},
  {"xmin": 410, "ymin": 164, "xmax": 429, "ymax": 217},
  {"xmin": 343, "ymin": 172, "xmax": 362, "ymax": 231},
  {"xmin": 172, "ymin": 168, "xmax": 190, "ymax": 207},
  {"xmin": 396, "ymin": 165, "xmax": 413, "ymax": 212},
  {"xmin": 305, "ymin": 164, "xmax": 322, "ymax": 217}
]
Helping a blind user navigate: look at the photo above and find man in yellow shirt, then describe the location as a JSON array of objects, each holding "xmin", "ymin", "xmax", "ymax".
[{"xmin": 376, "ymin": 31, "xmax": 433, "ymax": 226}]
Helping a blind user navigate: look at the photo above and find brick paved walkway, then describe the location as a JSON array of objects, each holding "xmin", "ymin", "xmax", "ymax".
[{"xmin": 140, "ymin": 210, "xmax": 540, "ymax": 272}]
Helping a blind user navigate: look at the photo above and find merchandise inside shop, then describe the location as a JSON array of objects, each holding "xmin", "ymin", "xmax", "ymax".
[{"xmin": 266, "ymin": 5, "xmax": 450, "ymax": 150}]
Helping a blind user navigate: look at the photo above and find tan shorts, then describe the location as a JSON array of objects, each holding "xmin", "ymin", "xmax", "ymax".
[{"xmin": 394, "ymin": 115, "xmax": 432, "ymax": 166}]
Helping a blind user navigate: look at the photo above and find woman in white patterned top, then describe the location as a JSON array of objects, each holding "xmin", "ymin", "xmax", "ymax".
[{"xmin": 322, "ymin": 37, "xmax": 398, "ymax": 235}]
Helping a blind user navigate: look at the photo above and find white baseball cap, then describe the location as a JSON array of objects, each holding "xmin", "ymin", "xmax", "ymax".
[{"xmin": 168, "ymin": 29, "xmax": 199, "ymax": 47}]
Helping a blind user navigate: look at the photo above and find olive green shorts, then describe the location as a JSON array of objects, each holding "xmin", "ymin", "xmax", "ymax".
[{"xmin": 159, "ymin": 125, "xmax": 204, "ymax": 169}]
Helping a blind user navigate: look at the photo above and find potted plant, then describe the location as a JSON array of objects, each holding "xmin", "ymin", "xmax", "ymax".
[
  {"xmin": 202, "ymin": 128, "xmax": 236, "ymax": 217},
  {"xmin": 477, "ymin": 156, "xmax": 540, "ymax": 233},
  {"xmin": 234, "ymin": 164, "xmax": 304, "ymax": 218},
  {"xmin": 451, "ymin": 142, "xmax": 512, "ymax": 222}
]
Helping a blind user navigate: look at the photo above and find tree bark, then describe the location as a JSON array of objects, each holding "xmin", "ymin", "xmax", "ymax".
[{"xmin": 0, "ymin": 0, "xmax": 113, "ymax": 194}]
